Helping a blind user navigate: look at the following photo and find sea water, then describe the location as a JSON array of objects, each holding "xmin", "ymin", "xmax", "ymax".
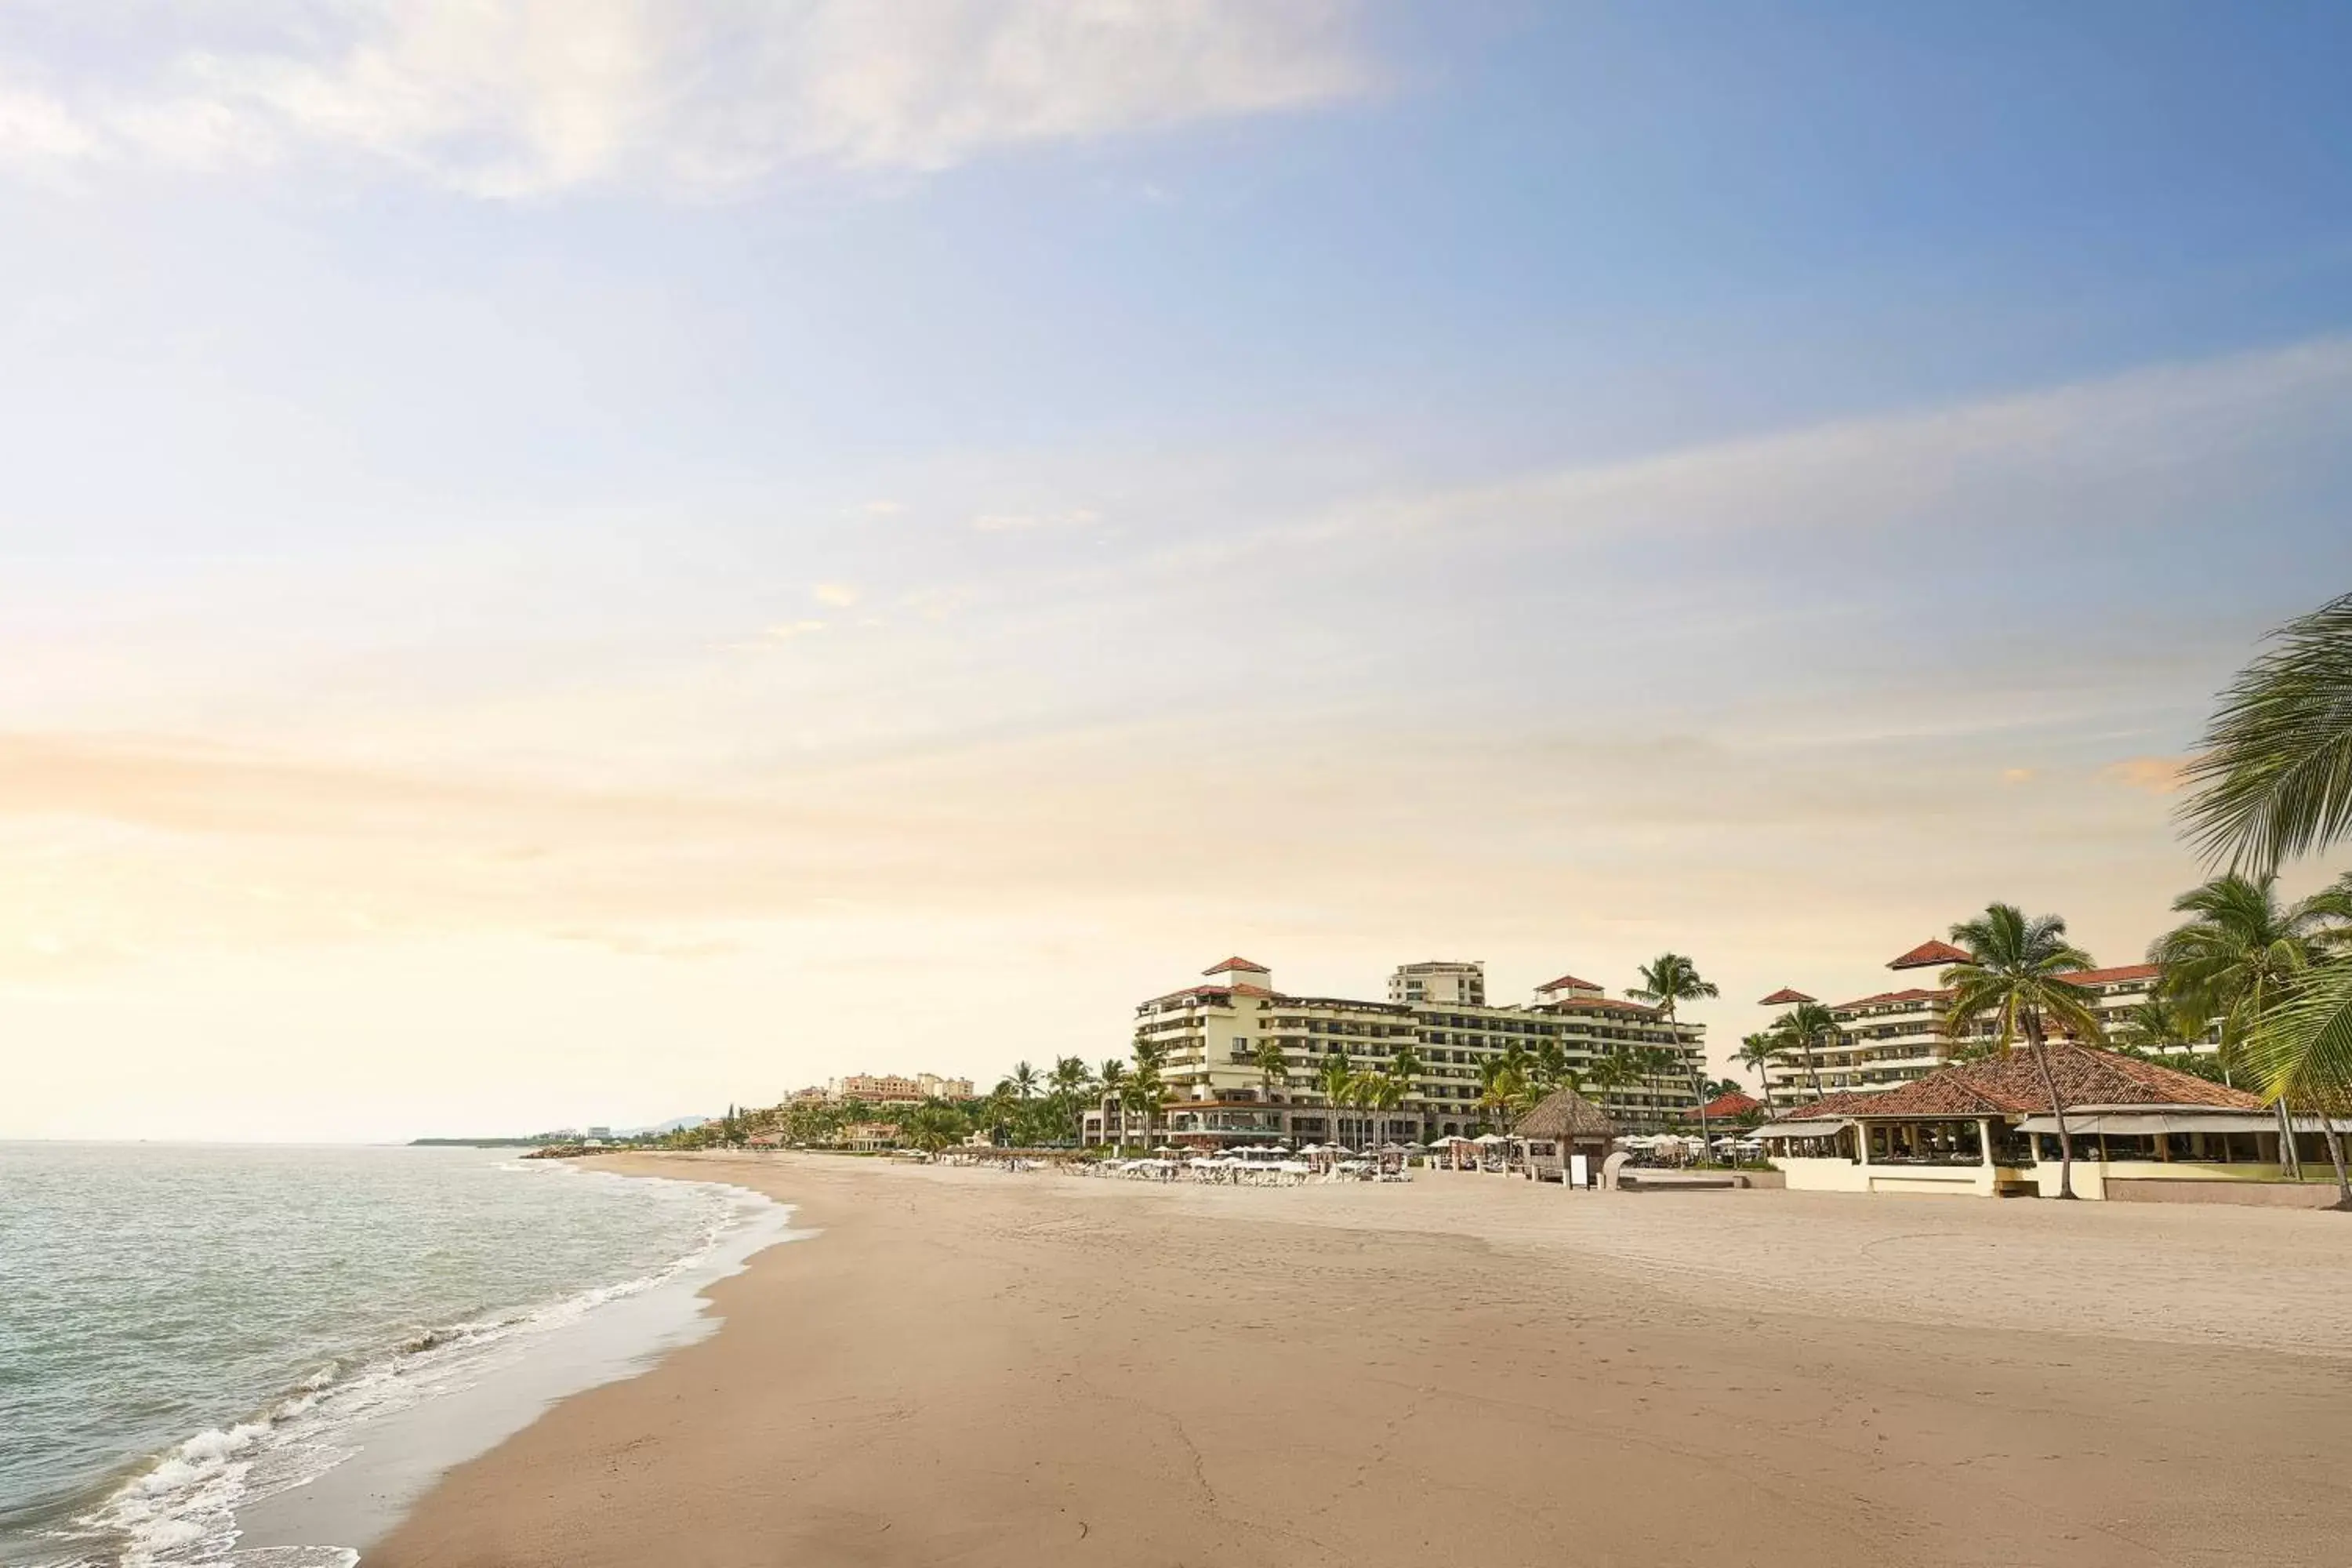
[{"xmin": 0, "ymin": 1144, "xmax": 787, "ymax": 1567}]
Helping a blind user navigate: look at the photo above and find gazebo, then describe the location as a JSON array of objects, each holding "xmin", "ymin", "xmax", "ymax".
[{"xmin": 1515, "ymin": 1087, "xmax": 1622, "ymax": 1188}]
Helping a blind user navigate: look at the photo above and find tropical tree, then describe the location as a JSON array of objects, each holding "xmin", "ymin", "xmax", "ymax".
[
  {"xmin": 1630, "ymin": 953, "xmax": 1719, "ymax": 1023},
  {"xmin": 1733, "ymin": 1033, "xmax": 1784, "ymax": 1110},
  {"xmin": 1387, "ymin": 1044, "xmax": 1430, "ymax": 1142},
  {"xmin": 1531, "ymin": 1037, "xmax": 1572, "ymax": 1094},
  {"xmin": 1582, "ymin": 1045, "xmax": 1636, "ymax": 1117},
  {"xmin": 1098, "ymin": 1059, "xmax": 1130, "ymax": 1151},
  {"xmin": 2177, "ymin": 591, "xmax": 2352, "ymax": 1207},
  {"xmin": 1770, "ymin": 1002, "xmax": 1838, "ymax": 1101},
  {"xmin": 1316, "ymin": 1048, "xmax": 1358, "ymax": 1146},
  {"xmin": 2109, "ymin": 995, "xmax": 2212, "ymax": 1059},
  {"xmin": 1251, "ymin": 1036, "xmax": 1294, "ymax": 1142},
  {"xmin": 905, "ymin": 1102, "xmax": 969, "ymax": 1152},
  {"xmin": 1475, "ymin": 1053, "xmax": 1530, "ymax": 1133},
  {"xmin": 1355, "ymin": 1069, "xmax": 1405, "ymax": 1150},
  {"xmin": 1126, "ymin": 1040, "xmax": 1166, "ymax": 1153},
  {"xmin": 2152, "ymin": 871, "xmax": 2352, "ymax": 1192},
  {"xmin": 1007, "ymin": 1061, "xmax": 1040, "ymax": 1101},
  {"xmin": 1940, "ymin": 904, "xmax": 2108, "ymax": 1200},
  {"xmin": 1051, "ymin": 1056, "xmax": 1096, "ymax": 1146}
]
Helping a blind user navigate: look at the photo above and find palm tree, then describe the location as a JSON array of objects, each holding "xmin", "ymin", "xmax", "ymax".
[
  {"xmin": 2176, "ymin": 591, "xmax": 2352, "ymax": 1207},
  {"xmin": 2151, "ymin": 871, "xmax": 2352, "ymax": 1190},
  {"xmin": 1098, "ymin": 1059, "xmax": 1129, "ymax": 1151},
  {"xmin": 1582, "ymin": 1045, "xmax": 1635, "ymax": 1120},
  {"xmin": 1251, "ymin": 1037, "xmax": 1293, "ymax": 1140},
  {"xmin": 1387, "ymin": 1044, "xmax": 1429, "ymax": 1142},
  {"xmin": 2109, "ymin": 996, "xmax": 2212, "ymax": 1059},
  {"xmin": 1315, "ymin": 1048, "xmax": 1356, "ymax": 1146},
  {"xmin": 1353, "ymin": 1069, "xmax": 1404, "ymax": 1151},
  {"xmin": 1629, "ymin": 952, "xmax": 1720, "ymax": 1022},
  {"xmin": 1127, "ymin": 1040, "xmax": 1167, "ymax": 1152},
  {"xmin": 1733, "ymin": 1033, "xmax": 1784, "ymax": 1110},
  {"xmin": 1051, "ymin": 1056, "xmax": 1095, "ymax": 1146},
  {"xmin": 1770, "ymin": 1002, "xmax": 1838, "ymax": 1100},
  {"xmin": 1940, "ymin": 904, "xmax": 2107, "ymax": 1200},
  {"xmin": 1475, "ymin": 1054, "xmax": 1528, "ymax": 1133},
  {"xmin": 1008, "ymin": 1061, "xmax": 1040, "ymax": 1101}
]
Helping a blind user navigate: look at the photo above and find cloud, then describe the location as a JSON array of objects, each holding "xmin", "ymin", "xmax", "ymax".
[
  {"xmin": 2104, "ymin": 756, "xmax": 2191, "ymax": 795},
  {"xmin": 972, "ymin": 506, "xmax": 1102, "ymax": 533},
  {"xmin": 2001, "ymin": 768, "xmax": 2036, "ymax": 784},
  {"xmin": 0, "ymin": 1, "xmax": 1375, "ymax": 197},
  {"xmin": 811, "ymin": 582, "xmax": 859, "ymax": 608}
]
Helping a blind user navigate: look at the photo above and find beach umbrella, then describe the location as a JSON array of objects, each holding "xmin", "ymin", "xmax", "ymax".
[{"xmin": 1327, "ymin": 1144, "xmax": 1354, "ymax": 1156}]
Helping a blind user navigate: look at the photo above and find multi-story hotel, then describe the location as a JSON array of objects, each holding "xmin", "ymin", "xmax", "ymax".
[
  {"xmin": 792, "ymin": 1073, "xmax": 976, "ymax": 1107},
  {"xmin": 1758, "ymin": 941, "xmax": 2205, "ymax": 1102},
  {"xmin": 1088, "ymin": 956, "xmax": 1708, "ymax": 1147}
]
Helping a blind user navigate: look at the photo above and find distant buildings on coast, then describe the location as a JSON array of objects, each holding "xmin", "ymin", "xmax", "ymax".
[
  {"xmin": 1088, "ymin": 957, "xmax": 1708, "ymax": 1148},
  {"xmin": 789, "ymin": 1073, "xmax": 976, "ymax": 1108}
]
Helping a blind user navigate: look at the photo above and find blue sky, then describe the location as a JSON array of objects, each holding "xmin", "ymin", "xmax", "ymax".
[{"xmin": 3, "ymin": 2, "xmax": 2350, "ymax": 1138}]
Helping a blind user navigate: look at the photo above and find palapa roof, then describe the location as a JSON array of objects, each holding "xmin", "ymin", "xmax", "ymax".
[
  {"xmin": 1515, "ymin": 1086, "xmax": 1622, "ymax": 1141},
  {"xmin": 1769, "ymin": 1044, "xmax": 2260, "ymax": 1124}
]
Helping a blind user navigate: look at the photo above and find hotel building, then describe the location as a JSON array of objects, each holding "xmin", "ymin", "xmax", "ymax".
[
  {"xmin": 1087, "ymin": 957, "xmax": 1708, "ymax": 1147},
  {"xmin": 1759, "ymin": 941, "xmax": 2207, "ymax": 1102},
  {"xmin": 792, "ymin": 1073, "xmax": 977, "ymax": 1107}
]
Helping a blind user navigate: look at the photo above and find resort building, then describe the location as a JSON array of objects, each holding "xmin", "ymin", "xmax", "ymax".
[
  {"xmin": 793, "ymin": 1073, "xmax": 977, "ymax": 1106},
  {"xmin": 1756, "ymin": 1044, "xmax": 2339, "ymax": 1203},
  {"xmin": 1088, "ymin": 956, "xmax": 1708, "ymax": 1148},
  {"xmin": 1757, "ymin": 942, "xmax": 2202, "ymax": 1102}
]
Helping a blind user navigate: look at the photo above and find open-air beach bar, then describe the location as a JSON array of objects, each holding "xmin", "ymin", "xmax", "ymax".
[{"xmin": 1757, "ymin": 1044, "xmax": 2345, "ymax": 1202}]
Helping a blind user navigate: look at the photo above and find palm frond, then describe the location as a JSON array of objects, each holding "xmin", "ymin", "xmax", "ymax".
[
  {"xmin": 2245, "ymin": 961, "xmax": 2352, "ymax": 1103},
  {"xmin": 2180, "ymin": 591, "xmax": 2352, "ymax": 871}
]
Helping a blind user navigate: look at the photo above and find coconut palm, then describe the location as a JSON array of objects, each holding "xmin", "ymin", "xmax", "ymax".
[
  {"xmin": 1356, "ymin": 1069, "xmax": 1405, "ymax": 1150},
  {"xmin": 1125, "ymin": 1040, "xmax": 1166, "ymax": 1153},
  {"xmin": 1940, "ymin": 904, "xmax": 2107, "ymax": 1200},
  {"xmin": 2176, "ymin": 591, "xmax": 2352, "ymax": 1206},
  {"xmin": 1386, "ymin": 1044, "xmax": 1429, "ymax": 1141},
  {"xmin": 1008, "ymin": 1060, "xmax": 1040, "ymax": 1101},
  {"xmin": 2109, "ymin": 996, "xmax": 2212, "ymax": 1059},
  {"xmin": 1475, "ymin": 1053, "xmax": 1530, "ymax": 1133},
  {"xmin": 1531, "ymin": 1038, "xmax": 1571, "ymax": 1094},
  {"xmin": 1629, "ymin": 953, "xmax": 1720, "ymax": 1022},
  {"xmin": 2180, "ymin": 590, "xmax": 2352, "ymax": 873},
  {"xmin": 1770, "ymin": 1002, "xmax": 1837, "ymax": 1100},
  {"xmin": 1051, "ymin": 1056, "xmax": 1096, "ymax": 1146},
  {"xmin": 1315, "ymin": 1048, "xmax": 1357, "ymax": 1146},
  {"xmin": 1098, "ymin": 1059, "xmax": 1130, "ymax": 1151},
  {"xmin": 2153, "ymin": 871, "xmax": 2352, "ymax": 1193},
  {"xmin": 1733, "ymin": 1033, "xmax": 1784, "ymax": 1110}
]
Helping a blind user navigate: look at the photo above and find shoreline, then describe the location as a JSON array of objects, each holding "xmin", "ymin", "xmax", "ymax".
[{"xmin": 361, "ymin": 1152, "xmax": 2352, "ymax": 1566}]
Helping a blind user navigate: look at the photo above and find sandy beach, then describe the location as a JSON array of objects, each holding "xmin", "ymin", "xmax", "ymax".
[{"xmin": 368, "ymin": 1154, "xmax": 2352, "ymax": 1568}]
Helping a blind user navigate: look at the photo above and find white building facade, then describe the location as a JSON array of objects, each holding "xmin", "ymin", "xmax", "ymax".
[{"xmin": 1092, "ymin": 957, "xmax": 1708, "ymax": 1147}]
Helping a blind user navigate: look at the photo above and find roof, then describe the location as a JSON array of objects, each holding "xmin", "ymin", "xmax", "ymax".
[
  {"xmin": 1773, "ymin": 1044, "xmax": 2261, "ymax": 1122},
  {"xmin": 1545, "ymin": 996, "xmax": 1665, "ymax": 1017},
  {"xmin": 1203, "ymin": 956, "xmax": 1271, "ymax": 975},
  {"xmin": 1828, "ymin": 985, "xmax": 1951, "ymax": 1011},
  {"xmin": 2063, "ymin": 963, "xmax": 2161, "ymax": 986},
  {"xmin": 1515, "ymin": 1086, "xmax": 1622, "ymax": 1141},
  {"xmin": 1758, "ymin": 987, "xmax": 1815, "ymax": 1005},
  {"xmin": 1889, "ymin": 939, "xmax": 1971, "ymax": 970},
  {"xmin": 1697, "ymin": 1090, "xmax": 1763, "ymax": 1120},
  {"xmin": 1536, "ymin": 972, "xmax": 1602, "ymax": 993}
]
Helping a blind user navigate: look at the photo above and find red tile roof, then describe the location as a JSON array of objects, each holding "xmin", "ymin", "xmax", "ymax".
[
  {"xmin": 1548, "ymin": 996, "xmax": 1665, "ymax": 1017},
  {"xmin": 1775, "ymin": 1044, "xmax": 2260, "ymax": 1120},
  {"xmin": 1697, "ymin": 1091, "xmax": 1762, "ymax": 1120},
  {"xmin": 2063, "ymin": 963, "xmax": 2161, "ymax": 986},
  {"xmin": 1889, "ymin": 939, "xmax": 1971, "ymax": 970},
  {"xmin": 1537, "ymin": 972, "xmax": 1602, "ymax": 993},
  {"xmin": 1758, "ymin": 987, "xmax": 1815, "ymax": 1005},
  {"xmin": 1828, "ymin": 985, "xmax": 1950, "ymax": 1012},
  {"xmin": 1203, "ymin": 956, "xmax": 1271, "ymax": 975}
]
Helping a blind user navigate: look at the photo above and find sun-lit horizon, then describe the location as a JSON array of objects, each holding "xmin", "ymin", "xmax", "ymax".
[{"xmin": 6, "ymin": 2, "xmax": 2351, "ymax": 1142}]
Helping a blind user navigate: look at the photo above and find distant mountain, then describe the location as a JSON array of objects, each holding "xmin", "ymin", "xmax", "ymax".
[{"xmin": 617, "ymin": 1115, "xmax": 713, "ymax": 1136}]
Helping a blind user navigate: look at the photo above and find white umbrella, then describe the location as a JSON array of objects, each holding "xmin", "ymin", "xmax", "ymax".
[
  {"xmin": 1327, "ymin": 1144, "xmax": 1355, "ymax": 1156},
  {"xmin": 1298, "ymin": 1142, "xmax": 1325, "ymax": 1153},
  {"xmin": 1473, "ymin": 1133, "xmax": 1507, "ymax": 1145}
]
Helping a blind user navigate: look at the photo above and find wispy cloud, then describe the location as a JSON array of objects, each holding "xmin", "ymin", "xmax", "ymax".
[
  {"xmin": 811, "ymin": 582, "xmax": 859, "ymax": 608},
  {"xmin": 972, "ymin": 506, "xmax": 1102, "ymax": 533},
  {"xmin": 0, "ymin": 0, "xmax": 1376, "ymax": 197},
  {"xmin": 2104, "ymin": 756, "xmax": 2191, "ymax": 795}
]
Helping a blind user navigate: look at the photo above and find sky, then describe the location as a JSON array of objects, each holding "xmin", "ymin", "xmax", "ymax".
[{"xmin": 5, "ymin": 0, "xmax": 2351, "ymax": 1141}]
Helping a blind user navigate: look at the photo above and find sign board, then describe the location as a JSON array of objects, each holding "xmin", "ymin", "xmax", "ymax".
[{"xmin": 1569, "ymin": 1153, "xmax": 1590, "ymax": 1189}]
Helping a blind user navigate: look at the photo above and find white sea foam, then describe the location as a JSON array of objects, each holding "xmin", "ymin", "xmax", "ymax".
[{"xmin": 44, "ymin": 1168, "xmax": 789, "ymax": 1568}]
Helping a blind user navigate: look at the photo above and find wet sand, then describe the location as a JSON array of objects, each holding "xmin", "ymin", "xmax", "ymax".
[{"xmin": 368, "ymin": 1153, "xmax": 2352, "ymax": 1567}]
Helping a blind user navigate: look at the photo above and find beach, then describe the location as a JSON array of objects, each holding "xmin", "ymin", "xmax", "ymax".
[{"xmin": 368, "ymin": 1154, "xmax": 2352, "ymax": 1568}]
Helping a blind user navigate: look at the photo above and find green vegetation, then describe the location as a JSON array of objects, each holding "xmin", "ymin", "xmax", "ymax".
[
  {"xmin": 2176, "ymin": 590, "xmax": 2352, "ymax": 1207},
  {"xmin": 1938, "ymin": 905, "xmax": 2107, "ymax": 1199}
]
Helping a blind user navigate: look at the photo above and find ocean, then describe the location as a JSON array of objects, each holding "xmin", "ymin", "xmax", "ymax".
[{"xmin": 0, "ymin": 1143, "xmax": 789, "ymax": 1567}]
